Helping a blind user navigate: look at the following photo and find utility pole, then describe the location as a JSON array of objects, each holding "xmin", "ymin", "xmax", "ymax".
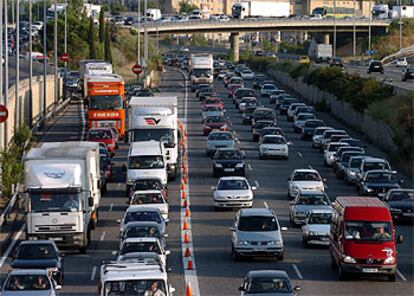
[
  {"xmin": 333, "ymin": 0, "xmax": 337, "ymax": 57},
  {"xmin": 144, "ymin": 0, "xmax": 148, "ymax": 79},
  {"xmin": 368, "ymin": 0, "xmax": 372, "ymax": 58},
  {"xmin": 4, "ymin": 0, "xmax": 9, "ymax": 144},
  {"xmin": 54, "ymin": 0, "xmax": 58, "ymax": 105},
  {"xmin": 29, "ymin": 0, "xmax": 33, "ymax": 126},
  {"xmin": 0, "ymin": 0, "xmax": 3, "ymax": 149},
  {"xmin": 399, "ymin": 0, "xmax": 402, "ymax": 50},
  {"xmin": 353, "ymin": 0, "xmax": 356, "ymax": 57},
  {"xmin": 137, "ymin": 0, "xmax": 141, "ymax": 64},
  {"xmin": 15, "ymin": 0, "xmax": 20, "ymax": 127},
  {"xmin": 64, "ymin": 0, "xmax": 67, "ymax": 99},
  {"xmin": 43, "ymin": 0, "xmax": 47, "ymax": 117}
]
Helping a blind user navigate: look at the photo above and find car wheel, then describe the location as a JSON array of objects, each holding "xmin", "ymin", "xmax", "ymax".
[
  {"xmin": 232, "ymin": 246, "xmax": 241, "ymax": 261},
  {"xmin": 284, "ymin": 155, "xmax": 289, "ymax": 160},
  {"xmin": 330, "ymin": 257, "xmax": 337, "ymax": 270},
  {"xmin": 338, "ymin": 264, "xmax": 349, "ymax": 280},
  {"xmin": 388, "ymin": 274, "xmax": 396, "ymax": 282},
  {"xmin": 277, "ymin": 253, "xmax": 284, "ymax": 261},
  {"xmin": 259, "ymin": 153, "xmax": 264, "ymax": 159}
]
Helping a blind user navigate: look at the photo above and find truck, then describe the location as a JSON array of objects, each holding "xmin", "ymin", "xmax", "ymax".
[
  {"xmin": 146, "ymin": 8, "xmax": 162, "ymax": 21},
  {"xmin": 83, "ymin": 3, "xmax": 101, "ymax": 24},
  {"xmin": 79, "ymin": 60, "xmax": 113, "ymax": 97},
  {"xmin": 391, "ymin": 6, "xmax": 414, "ymax": 18},
  {"xmin": 188, "ymin": 53, "xmax": 214, "ymax": 87},
  {"xmin": 47, "ymin": 4, "xmax": 67, "ymax": 19},
  {"xmin": 24, "ymin": 144, "xmax": 103, "ymax": 253},
  {"xmin": 232, "ymin": 1, "xmax": 290, "ymax": 19},
  {"xmin": 372, "ymin": 4, "xmax": 390, "ymax": 19},
  {"xmin": 308, "ymin": 41, "xmax": 332, "ymax": 63},
  {"xmin": 128, "ymin": 97, "xmax": 178, "ymax": 181},
  {"xmin": 86, "ymin": 75, "xmax": 126, "ymax": 138}
]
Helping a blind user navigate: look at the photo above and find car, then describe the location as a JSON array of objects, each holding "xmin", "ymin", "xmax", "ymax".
[
  {"xmin": 330, "ymin": 57, "xmax": 343, "ymax": 67},
  {"xmin": 202, "ymin": 105, "xmax": 225, "ymax": 122},
  {"xmin": 269, "ymin": 90, "xmax": 288, "ymax": 104},
  {"xmin": 279, "ymin": 98, "xmax": 299, "ymax": 115},
  {"xmin": 293, "ymin": 106, "xmax": 315, "ymax": 119},
  {"xmin": 344, "ymin": 155, "xmax": 369, "ymax": 185},
  {"xmin": 320, "ymin": 129, "xmax": 348, "ymax": 151},
  {"xmin": 199, "ymin": 90, "xmax": 217, "ymax": 102},
  {"xmin": 355, "ymin": 157, "xmax": 391, "ymax": 184},
  {"xmin": 252, "ymin": 120, "xmax": 276, "ymax": 142},
  {"xmin": 301, "ymin": 209, "xmax": 332, "ymax": 247},
  {"xmin": 234, "ymin": 88, "xmax": 255, "ymax": 106},
  {"xmin": 259, "ymin": 127, "xmax": 285, "ymax": 142},
  {"xmin": 357, "ymin": 170, "xmax": 402, "ymax": 197},
  {"xmin": 395, "ymin": 57, "xmax": 408, "ymax": 67},
  {"xmin": 323, "ymin": 142, "xmax": 350, "ymax": 166},
  {"xmin": 212, "ymin": 177, "xmax": 256, "ymax": 210},
  {"xmin": 206, "ymin": 131, "xmax": 236, "ymax": 157},
  {"xmin": 367, "ymin": 60, "xmax": 384, "ymax": 74},
  {"xmin": 129, "ymin": 190, "xmax": 169, "ymax": 220},
  {"xmin": 335, "ymin": 151, "xmax": 365, "ymax": 179},
  {"xmin": 401, "ymin": 67, "xmax": 414, "ymax": 81},
  {"xmin": 238, "ymin": 97, "xmax": 257, "ymax": 113},
  {"xmin": 339, "ymin": 137, "xmax": 364, "ymax": 148},
  {"xmin": 119, "ymin": 221, "xmax": 168, "ymax": 249},
  {"xmin": 289, "ymin": 191, "xmax": 332, "ymax": 225},
  {"xmin": 202, "ymin": 97, "xmax": 224, "ymax": 109},
  {"xmin": 203, "ymin": 115, "xmax": 228, "ymax": 136},
  {"xmin": 10, "ymin": 240, "xmax": 64, "ymax": 285},
  {"xmin": 217, "ymin": 69, "xmax": 228, "ymax": 80},
  {"xmin": 259, "ymin": 135, "xmax": 290, "ymax": 160},
  {"xmin": 286, "ymin": 103, "xmax": 306, "ymax": 121},
  {"xmin": 287, "ymin": 169, "xmax": 325, "ymax": 199},
  {"xmin": 195, "ymin": 84, "xmax": 212, "ymax": 97},
  {"xmin": 260, "ymin": 83, "xmax": 278, "ymax": 97},
  {"xmin": 239, "ymin": 270, "xmax": 301, "ymax": 296},
  {"xmin": 87, "ymin": 128, "xmax": 117, "ymax": 154},
  {"xmin": 300, "ymin": 119, "xmax": 325, "ymax": 140},
  {"xmin": 228, "ymin": 76, "xmax": 244, "ymax": 87},
  {"xmin": 1, "ymin": 269, "xmax": 62, "ymax": 295},
  {"xmin": 334, "ymin": 146, "xmax": 365, "ymax": 169},
  {"xmin": 213, "ymin": 148, "xmax": 246, "ymax": 177},
  {"xmin": 293, "ymin": 113, "xmax": 316, "ymax": 133},
  {"xmin": 228, "ymin": 83, "xmax": 243, "ymax": 98},
  {"xmin": 298, "ymin": 56, "xmax": 311, "ymax": 65},
  {"xmin": 253, "ymin": 74, "xmax": 266, "ymax": 89},
  {"xmin": 242, "ymin": 106, "xmax": 256, "ymax": 125},
  {"xmin": 230, "ymin": 208, "xmax": 286, "ymax": 260},
  {"xmin": 383, "ymin": 189, "xmax": 414, "ymax": 222},
  {"xmin": 180, "ymin": 46, "xmax": 189, "ymax": 52},
  {"xmin": 100, "ymin": 153, "xmax": 113, "ymax": 182},
  {"xmin": 117, "ymin": 207, "xmax": 167, "ymax": 236},
  {"xmin": 32, "ymin": 21, "xmax": 44, "ymax": 30},
  {"xmin": 240, "ymin": 69, "xmax": 255, "ymax": 80},
  {"xmin": 223, "ymin": 72, "xmax": 237, "ymax": 86}
]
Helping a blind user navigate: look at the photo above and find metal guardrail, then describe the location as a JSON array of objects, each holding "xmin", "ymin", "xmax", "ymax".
[{"xmin": 382, "ymin": 46, "xmax": 414, "ymax": 65}]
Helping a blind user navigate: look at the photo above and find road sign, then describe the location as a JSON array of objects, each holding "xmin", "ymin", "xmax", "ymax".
[
  {"xmin": 132, "ymin": 63, "xmax": 143, "ymax": 75},
  {"xmin": 0, "ymin": 105, "xmax": 8, "ymax": 123},
  {"xmin": 60, "ymin": 53, "xmax": 69, "ymax": 62}
]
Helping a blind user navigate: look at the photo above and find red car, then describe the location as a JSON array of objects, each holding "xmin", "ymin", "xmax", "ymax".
[
  {"xmin": 202, "ymin": 98, "xmax": 224, "ymax": 109},
  {"xmin": 228, "ymin": 84, "xmax": 242, "ymax": 98},
  {"xmin": 100, "ymin": 153, "xmax": 113, "ymax": 182},
  {"xmin": 87, "ymin": 128, "xmax": 117, "ymax": 154},
  {"xmin": 203, "ymin": 115, "xmax": 228, "ymax": 136}
]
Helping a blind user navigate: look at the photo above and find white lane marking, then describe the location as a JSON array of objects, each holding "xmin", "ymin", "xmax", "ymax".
[
  {"xmin": 297, "ymin": 152, "xmax": 302, "ymax": 158},
  {"xmin": 292, "ymin": 264, "xmax": 304, "ymax": 280},
  {"xmin": 0, "ymin": 224, "xmax": 25, "ymax": 269},
  {"xmin": 90, "ymin": 266, "xmax": 97, "ymax": 281},
  {"xmin": 254, "ymin": 180, "xmax": 260, "ymax": 188},
  {"xmin": 396, "ymin": 269, "xmax": 407, "ymax": 282},
  {"xmin": 109, "ymin": 203, "xmax": 114, "ymax": 212},
  {"xmin": 263, "ymin": 201, "xmax": 269, "ymax": 209},
  {"xmin": 80, "ymin": 98, "xmax": 86, "ymax": 140},
  {"xmin": 247, "ymin": 164, "xmax": 252, "ymax": 171},
  {"xmin": 100, "ymin": 231, "xmax": 106, "ymax": 242}
]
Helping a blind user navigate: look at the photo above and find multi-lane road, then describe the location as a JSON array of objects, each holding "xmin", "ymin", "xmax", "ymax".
[{"xmin": 0, "ymin": 67, "xmax": 412, "ymax": 296}]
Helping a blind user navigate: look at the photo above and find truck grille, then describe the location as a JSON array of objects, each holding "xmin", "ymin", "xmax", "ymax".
[
  {"xmin": 36, "ymin": 224, "xmax": 77, "ymax": 232},
  {"xmin": 356, "ymin": 258, "xmax": 383, "ymax": 265}
]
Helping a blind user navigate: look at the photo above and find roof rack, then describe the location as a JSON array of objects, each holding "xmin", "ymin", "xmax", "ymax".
[{"xmin": 101, "ymin": 261, "xmax": 164, "ymax": 275}]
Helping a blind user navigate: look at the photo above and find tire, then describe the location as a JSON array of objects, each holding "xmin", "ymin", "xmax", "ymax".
[
  {"xmin": 338, "ymin": 264, "xmax": 349, "ymax": 280},
  {"xmin": 284, "ymin": 155, "xmax": 289, "ymax": 160},
  {"xmin": 101, "ymin": 183, "xmax": 107, "ymax": 196},
  {"xmin": 232, "ymin": 247, "xmax": 241, "ymax": 261},
  {"xmin": 277, "ymin": 253, "xmax": 284, "ymax": 261},
  {"xmin": 79, "ymin": 228, "xmax": 91, "ymax": 254},
  {"xmin": 388, "ymin": 274, "xmax": 396, "ymax": 282}
]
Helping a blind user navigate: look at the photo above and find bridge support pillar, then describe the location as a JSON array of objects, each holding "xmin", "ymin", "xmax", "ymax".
[
  {"xmin": 230, "ymin": 32, "xmax": 240, "ymax": 63},
  {"xmin": 323, "ymin": 33, "xmax": 330, "ymax": 45}
]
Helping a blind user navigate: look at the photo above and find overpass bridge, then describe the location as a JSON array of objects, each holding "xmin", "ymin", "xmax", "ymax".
[{"xmin": 138, "ymin": 18, "xmax": 389, "ymax": 62}]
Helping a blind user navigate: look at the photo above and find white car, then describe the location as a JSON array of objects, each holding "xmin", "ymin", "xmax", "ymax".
[
  {"xmin": 212, "ymin": 176, "xmax": 256, "ymax": 210},
  {"xmin": 293, "ymin": 113, "xmax": 316, "ymax": 133},
  {"xmin": 259, "ymin": 135, "xmax": 290, "ymax": 160},
  {"xmin": 287, "ymin": 103, "xmax": 306, "ymax": 121},
  {"xmin": 312, "ymin": 126, "xmax": 333, "ymax": 148},
  {"xmin": 32, "ymin": 21, "xmax": 44, "ymax": 30},
  {"xmin": 287, "ymin": 169, "xmax": 326, "ymax": 199},
  {"xmin": 301, "ymin": 209, "xmax": 332, "ymax": 246},
  {"xmin": 260, "ymin": 83, "xmax": 278, "ymax": 97},
  {"xmin": 310, "ymin": 14, "xmax": 324, "ymax": 20},
  {"xmin": 129, "ymin": 190, "xmax": 169, "ymax": 220},
  {"xmin": 238, "ymin": 97, "xmax": 257, "ymax": 113},
  {"xmin": 324, "ymin": 142, "xmax": 349, "ymax": 166},
  {"xmin": 180, "ymin": 46, "xmax": 189, "ymax": 52},
  {"xmin": 218, "ymin": 70, "xmax": 228, "ymax": 80},
  {"xmin": 240, "ymin": 69, "xmax": 255, "ymax": 80},
  {"xmin": 395, "ymin": 57, "xmax": 408, "ymax": 67}
]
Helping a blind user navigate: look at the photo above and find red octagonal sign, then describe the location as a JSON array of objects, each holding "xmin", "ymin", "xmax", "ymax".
[
  {"xmin": 60, "ymin": 53, "xmax": 69, "ymax": 62},
  {"xmin": 0, "ymin": 104, "xmax": 9, "ymax": 123},
  {"xmin": 132, "ymin": 63, "xmax": 143, "ymax": 75}
]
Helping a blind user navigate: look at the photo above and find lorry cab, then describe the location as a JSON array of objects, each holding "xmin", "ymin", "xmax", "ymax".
[
  {"xmin": 126, "ymin": 141, "xmax": 168, "ymax": 194},
  {"xmin": 330, "ymin": 196, "xmax": 402, "ymax": 281}
]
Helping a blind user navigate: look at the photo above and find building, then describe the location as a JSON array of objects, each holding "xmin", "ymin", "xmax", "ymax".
[{"xmin": 170, "ymin": 0, "xmax": 227, "ymax": 15}]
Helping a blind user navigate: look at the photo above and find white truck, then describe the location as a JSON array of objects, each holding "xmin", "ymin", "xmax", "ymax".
[
  {"xmin": 391, "ymin": 6, "xmax": 414, "ymax": 18},
  {"xmin": 372, "ymin": 4, "xmax": 390, "ymax": 19},
  {"xmin": 79, "ymin": 60, "xmax": 113, "ymax": 98},
  {"xmin": 128, "ymin": 97, "xmax": 178, "ymax": 181},
  {"xmin": 232, "ymin": 1, "xmax": 290, "ymax": 19},
  {"xmin": 146, "ymin": 8, "xmax": 162, "ymax": 21},
  {"xmin": 83, "ymin": 3, "xmax": 101, "ymax": 24},
  {"xmin": 308, "ymin": 42, "xmax": 332, "ymax": 63},
  {"xmin": 189, "ymin": 53, "xmax": 214, "ymax": 87},
  {"xmin": 24, "ymin": 145, "xmax": 102, "ymax": 253},
  {"xmin": 47, "ymin": 4, "xmax": 67, "ymax": 19}
]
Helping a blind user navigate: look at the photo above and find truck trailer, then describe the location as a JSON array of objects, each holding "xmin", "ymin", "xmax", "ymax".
[{"xmin": 232, "ymin": 1, "xmax": 290, "ymax": 19}]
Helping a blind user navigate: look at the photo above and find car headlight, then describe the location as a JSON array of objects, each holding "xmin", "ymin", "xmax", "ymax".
[
  {"xmin": 215, "ymin": 163, "xmax": 223, "ymax": 167},
  {"xmin": 364, "ymin": 187, "xmax": 373, "ymax": 193},
  {"xmin": 389, "ymin": 207, "xmax": 401, "ymax": 213},
  {"xmin": 290, "ymin": 185, "xmax": 299, "ymax": 191},
  {"xmin": 329, "ymin": 155, "xmax": 335, "ymax": 160},
  {"xmin": 127, "ymin": 179, "xmax": 135, "ymax": 185},
  {"xmin": 384, "ymin": 255, "xmax": 395, "ymax": 264},
  {"xmin": 343, "ymin": 256, "xmax": 356, "ymax": 264},
  {"xmin": 237, "ymin": 240, "xmax": 249, "ymax": 246},
  {"xmin": 235, "ymin": 163, "xmax": 244, "ymax": 168},
  {"xmin": 268, "ymin": 240, "xmax": 283, "ymax": 247},
  {"xmin": 309, "ymin": 231, "xmax": 317, "ymax": 236},
  {"xmin": 220, "ymin": 125, "xmax": 228, "ymax": 130},
  {"xmin": 349, "ymin": 171, "xmax": 356, "ymax": 176}
]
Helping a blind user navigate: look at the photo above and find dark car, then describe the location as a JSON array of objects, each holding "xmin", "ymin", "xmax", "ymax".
[
  {"xmin": 279, "ymin": 98, "xmax": 298, "ymax": 115},
  {"xmin": 335, "ymin": 151, "xmax": 365, "ymax": 179},
  {"xmin": 196, "ymin": 85, "xmax": 213, "ymax": 97},
  {"xmin": 199, "ymin": 90, "xmax": 217, "ymax": 102},
  {"xmin": 253, "ymin": 74, "xmax": 266, "ymax": 89},
  {"xmin": 269, "ymin": 90, "xmax": 288, "ymax": 104},
  {"xmin": 242, "ymin": 107, "xmax": 256, "ymax": 125},
  {"xmin": 213, "ymin": 148, "xmax": 245, "ymax": 177},
  {"xmin": 234, "ymin": 88, "xmax": 255, "ymax": 106},
  {"xmin": 252, "ymin": 108, "xmax": 277, "ymax": 125},
  {"xmin": 11, "ymin": 240, "xmax": 64, "ymax": 285},
  {"xmin": 330, "ymin": 57, "xmax": 343, "ymax": 67},
  {"xmin": 357, "ymin": 170, "xmax": 402, "ymax": 197},
  {"xmin": 367, "ymin": 60, "xmax": 384, "ymax": 74},
  {"xmin": 252, "ymin": 120, "xmax": 276, "ymax": 142},
  {"xmin": 100, "ymin": 153, "xmax": 113, "ymax": 183},
  {"xmin": 339, "ymin": 138, "xmax": 365, "ymax": 148},
  {"xmin": 129, "ymin": 178, "xmax": 167, "ymax": 201},
  {"xmin": 383, "ymin": 189, "xmax": 414, "ymax": 221},
  {"xmin": 300, "ymin": 119, "xmax": 325, "ymax": 140},
  {"xmin": 401, "ymin": 67, "xmax": 414, "ymax": 81},
  {"xmin": 259, "ymin": 127, "xmax": 285, "ymax": 142}
]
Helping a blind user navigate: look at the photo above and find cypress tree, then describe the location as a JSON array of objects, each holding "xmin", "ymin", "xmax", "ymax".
[
  {"xmin": 99, "ymin": 9, "xmax": 105, "ymax": 43},
  {"xmin": 88, "ymin": 16, "xmax": 96, "ymax": 59},
  {"xmin": 104, "ymin": 25, "xmax": 112, "ymax": 62}
]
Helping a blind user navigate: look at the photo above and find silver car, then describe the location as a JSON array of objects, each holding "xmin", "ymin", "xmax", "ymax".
[
  {"xmin": 301, "ymin": 209, "xmax": 332, "ymax": 246},
  {"xmin": 206, "ymin": 131, "xmax": 236, "ymax": 157},
  {"xmin": 290, "ymin": 191, "xmax": 332, "ymax": 225},
  {"xmin": 231, "ymin": 208, "xmax": 286, "ymax": 261},
  {"xmin": 212, "ymin": 177, "xmax": 256, "ymax": 210}
]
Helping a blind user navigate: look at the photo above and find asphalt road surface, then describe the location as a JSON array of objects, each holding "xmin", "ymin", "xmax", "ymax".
[
  {"xmin": 0, "ymin": 67, "xmax": 412, "ymax": 296},
  {"xmin": 4, "ymin": 57, "xmax": 53, "ymax": 88}
]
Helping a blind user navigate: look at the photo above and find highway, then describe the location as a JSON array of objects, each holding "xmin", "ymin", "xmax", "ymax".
[
  {"xmin": 4, "ymin": 56, "xmax": 53, "ymax": 88},
  {"xmin": 0, "ymin": 67, "xmax": 412, "ymax": 296}
]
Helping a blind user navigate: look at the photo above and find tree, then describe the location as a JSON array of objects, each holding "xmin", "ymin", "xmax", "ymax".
[
  {"xmin": 104, "ymin": 25, "xmax": 112, "ymax": 62},
  {"xmin": 178, "ymin": 1, "xmax": 198, "ymax": 14},
  {"xmin": 88, "ymin": 16, "xmax": 97, "ymax": 59},
  {"xmin": 99, "ymin": 9, "xmax": 105, "ymax": 43}
]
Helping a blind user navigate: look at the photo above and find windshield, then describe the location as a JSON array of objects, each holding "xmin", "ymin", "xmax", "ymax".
[
  {"xmin": 88, "ymin": 129, "xmax": 112, "ymax": 140},
  {"xmin": 308, "ymin": 213, "xmax": 332, "ymax": 224},
  {"xmin": 128, "ymin": 156, "xmax": 164, "ymax": 170},
  {"xmin": 131, "ymin": 193, "xmax": 164, "ymax": 204},
  {"xmin": 132, "ymin": 180, "xmax": 162, "ymax": 191},
  {"xmin": 192, "ymin": 69, "xmax": 212, "ymax": 77},
  {"xmin": 263, "ymin": 136, "xmax": 286, "ymax": 144},
  {"xmin": 131, "ymin": 129, "xmax": 174, "ymax": 145},
  {"xmin": 263, "ymin": 84, "xmax": 277, "ymax": 90},
  {"xmin": 292, "ymin": 172, "xmax": 321, "ymax": 181},
  {"xmin": 236, "ymin": 90, "xmax": 255, "ymax": 97},
  {"xmin": 204, "ymin": 99, "xmax": 220, "ymax": 105},
  {"xmin": 123, "ymin": 226, "xmax": 161, "ymax": 239},
  {"xmin": 341, "ymin": 153, "xmax": 361, "ymax": 163},
  {"xmin": 238, "ymin": 216, "xmax": 278, "ymax": 231},
  {"xmin": 366, "ymin": 172, "xmax": 397, "ymax": 183},
  {"xmin": 89, "ymin": 95, "xmax": 123, "ymax": 110},
  {"xmin": 350, "ymin": 158, "xmax": 363, "ymax": 168},
  {"xmin": 345, "ymin": 221, "xmax": 392, "ymax": 242},
  {"xmin": 262, "ymin": 129, "xmax": 283, "ymax": 136},
  {"xmin": 388, "ymin": 191, "xmax": 414, "ymax": 201},
  {"xmin": 328, "ymin": 144, "xmax": 347, "ymax": 152},
  {"xmin": 204, "ymin": 106, "xmax": 221, "ymax": 112},
  {"xmin": 120, "ymin": 242, "xmax": 161, "ymax": 255},
  {"xmin": 254, "ymin": 122, "xmax": 274, "ymax": 129},
  {"xmin": 205, "ymin": 116, "xmax": 225, "ymax": 123},
  {"xmin": 364, "ymin": 161, "xmax": 390, "ymax": 171},
  {"xmin": 124, "ymin": 211, "xmax": 162, "ymax": 224},
  {"xmin": 315, "ymin": 128, "xmax": 330, "ymax": 136},
  {"xmin": 244, "ymin": 108, "xmax": 256, "ymax": 114},
  {"xmin": 216, "ymin": 150, "xmax": 242, "ymax": 160},
  {"xmin": 4, "ymin": 275, "xmax": 51, "ymax": 291},
  {"xmin": 305, "ymin": 120, "xmax": 323, "ymax": 128},
  {"xmin": 218, "ymin": 179, "xmax": 248, "ymax": 190},
  {"xmin": 297, "ymin": 194, "xmax": 330, "ymax": 205},
  {"xmin": 15, "ymin": 244, "xmax": 57, "ymax": 260},
  {"xmin": 254, "ymin": 110, "xmax": 274, "ymax": 118},
  {"xmin": 247, "ymin": 277, "xmax": 292, "ymax": 293},
  {"xmin": 208, "ymin": 133, "xmax": 232, "ymax": 141},
  {"xmin": 30, "ymin": 192, "xmax": 80, "ymax": 213},
  {"xmin": 103, "ymin": 280, "xmax": 166, "ymax": 296}
]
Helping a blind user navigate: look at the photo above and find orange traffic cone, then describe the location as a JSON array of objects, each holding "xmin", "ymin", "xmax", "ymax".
[
  {"xmin": 186, "ymin": 282, "xmax": 192, "ymax": 296},
  {"xmin": 183, "ymin": 175, "xmax": 188, "ymax": 184},
  {"xmin": 182, "ymin": 152, "xmax": 187, "ymax": 161},
  {"xmin": 183, "ymin": 218, "xmax": 189, "ymax": 230},
  {"xmin": 181, "ymin": 190, "xmax": 186, "ymax": 199},
  {"xmin": 182, "ymin": 166, "xmax": 187, "ymax": 175},
  {"xmin": 185, "ymin": 207, "xmax": 191, "ymax": 217},
  {"xmin": 184, "ymin": 231, "xmax": 190, "ymax": 244},
  {"xmin": 181, "ymin": 181, "xmax": 185, "ymax": 191},
  {"xmin": 187, "ymin": 258, "xmax": 194, "ymax": 270},
  {"xmin": 184, "ymin": 246, "xmax": 191, "ymax": 257},
  {"xmin": 182, "ymin": 199, "xmax": 188, "ymax": 208}
]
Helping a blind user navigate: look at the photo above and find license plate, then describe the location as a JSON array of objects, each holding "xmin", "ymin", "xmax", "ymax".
[
  {"xmin": 253, "ymin": 247, "xmax": 264, "ymax": 252},
  {"xmin": 224, "ymin": 168, "xmax": 234, "ymax": 172},
  {"xmin": 403, "ymin": 212, "xmax": 414, "ymax": 217},
  {"xmin": 49, "ymin": 226, "xmax": 60, "ymax": 231},
  {"xmin": 362, "ymin": 268, "xmax": 378, "ymax": 273},
  {"xmin": 50, "ymin": 237, "xmax": 63, "ymax": 241},
  {"xmin": 374, "ymin": 66, "xmax": 379, "ymax": 68},
  {"xmin": 320, "ymin": 237, "xmax": 329, "ymax": 241}
]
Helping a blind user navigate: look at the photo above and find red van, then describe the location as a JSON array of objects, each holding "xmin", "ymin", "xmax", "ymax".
[{"xmin": 330, "ymin": 196, "xmax": 403, "ymax": 281}]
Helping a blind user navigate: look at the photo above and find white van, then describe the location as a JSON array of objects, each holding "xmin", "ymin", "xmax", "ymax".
[{"xmin": 126, "ymin": 141, "xmax": 167, "ymax": 194}]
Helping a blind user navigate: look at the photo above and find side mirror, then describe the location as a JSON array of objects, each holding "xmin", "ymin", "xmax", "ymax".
[
  {"xmin": 88, "ymin": 197, "xmax": 94, "ymax": 207},
  {"xmin": 399, "ymin": 179, "xmax": 404, "ymax": 185},
  {"xmin": 281, "ymin": 227, "xmax": 288, "ymax": 231},
  {"xmin": 397, "ymin": 234, "xmax": 403, "ymax": 244},
  {"xmin": 211, "ymin": 186, "xmax": 216, "ymax": 191},
  {"xmin": 322, "ymin": 178, "xmax": 327, "ymax": 182},
  {"xmin": 165, "ymin": 250, "xmax": 171, "ymax": 256},
  {"xmin": 111, "ymin": 250, "xmax": 117, "ymax": 256},
  {"xmin": 251, "ymin": 186, "xmax": 257, "ymax": 191},
  {"xmin": 164, "ymin": 218, "xmax": 170, "ymax": 224},
  {"xmin": 169, "ymin": 286, "xmax": 176, "ymax": 293}
]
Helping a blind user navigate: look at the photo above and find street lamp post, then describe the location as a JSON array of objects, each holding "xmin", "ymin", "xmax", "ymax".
[
  {"xmin": 353, "ymin": 0, "xmax": 356, "ymax": 57},
  {"xmin": 137, "ymin": 0, "xmax": 141, "ymax": 65},
  {"xmin": 144, "ymin": 0, "xmax": 148, "ymax": 81},
  {"xmin": 42, "ymin": 0, "xmax": 47, "ymax": 118},
  {"xmin": 15, "ymin": 0, "xmax": 20, "ymax": 126},
  {"xmin": 368, "ymin": 0, "xmax": 372, "ymax": 58},
  {"xmin": 4, "ymin": 0, "xmax": 9, "ymax": 144},
  {"xmin": 0, "ymin": 0, "xmax": 3, "ymax": 149},
  {"xmin": 333, "ymin": 0, "xmax": 337, "ymax": 57},
  {"xmin": 54, "ymin": 0, "xmax": 58, "ymax": 105},
  {"xmin": 399, "ymin": 0, "xmax": 402, "ymax": 50},
  {"xmin": 64, "ymin": 0, "xmax": 67, "ymax": 100},
  {"xmin": 29, "ymin": 0, "xmax": 33, "ymax": 126}
]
